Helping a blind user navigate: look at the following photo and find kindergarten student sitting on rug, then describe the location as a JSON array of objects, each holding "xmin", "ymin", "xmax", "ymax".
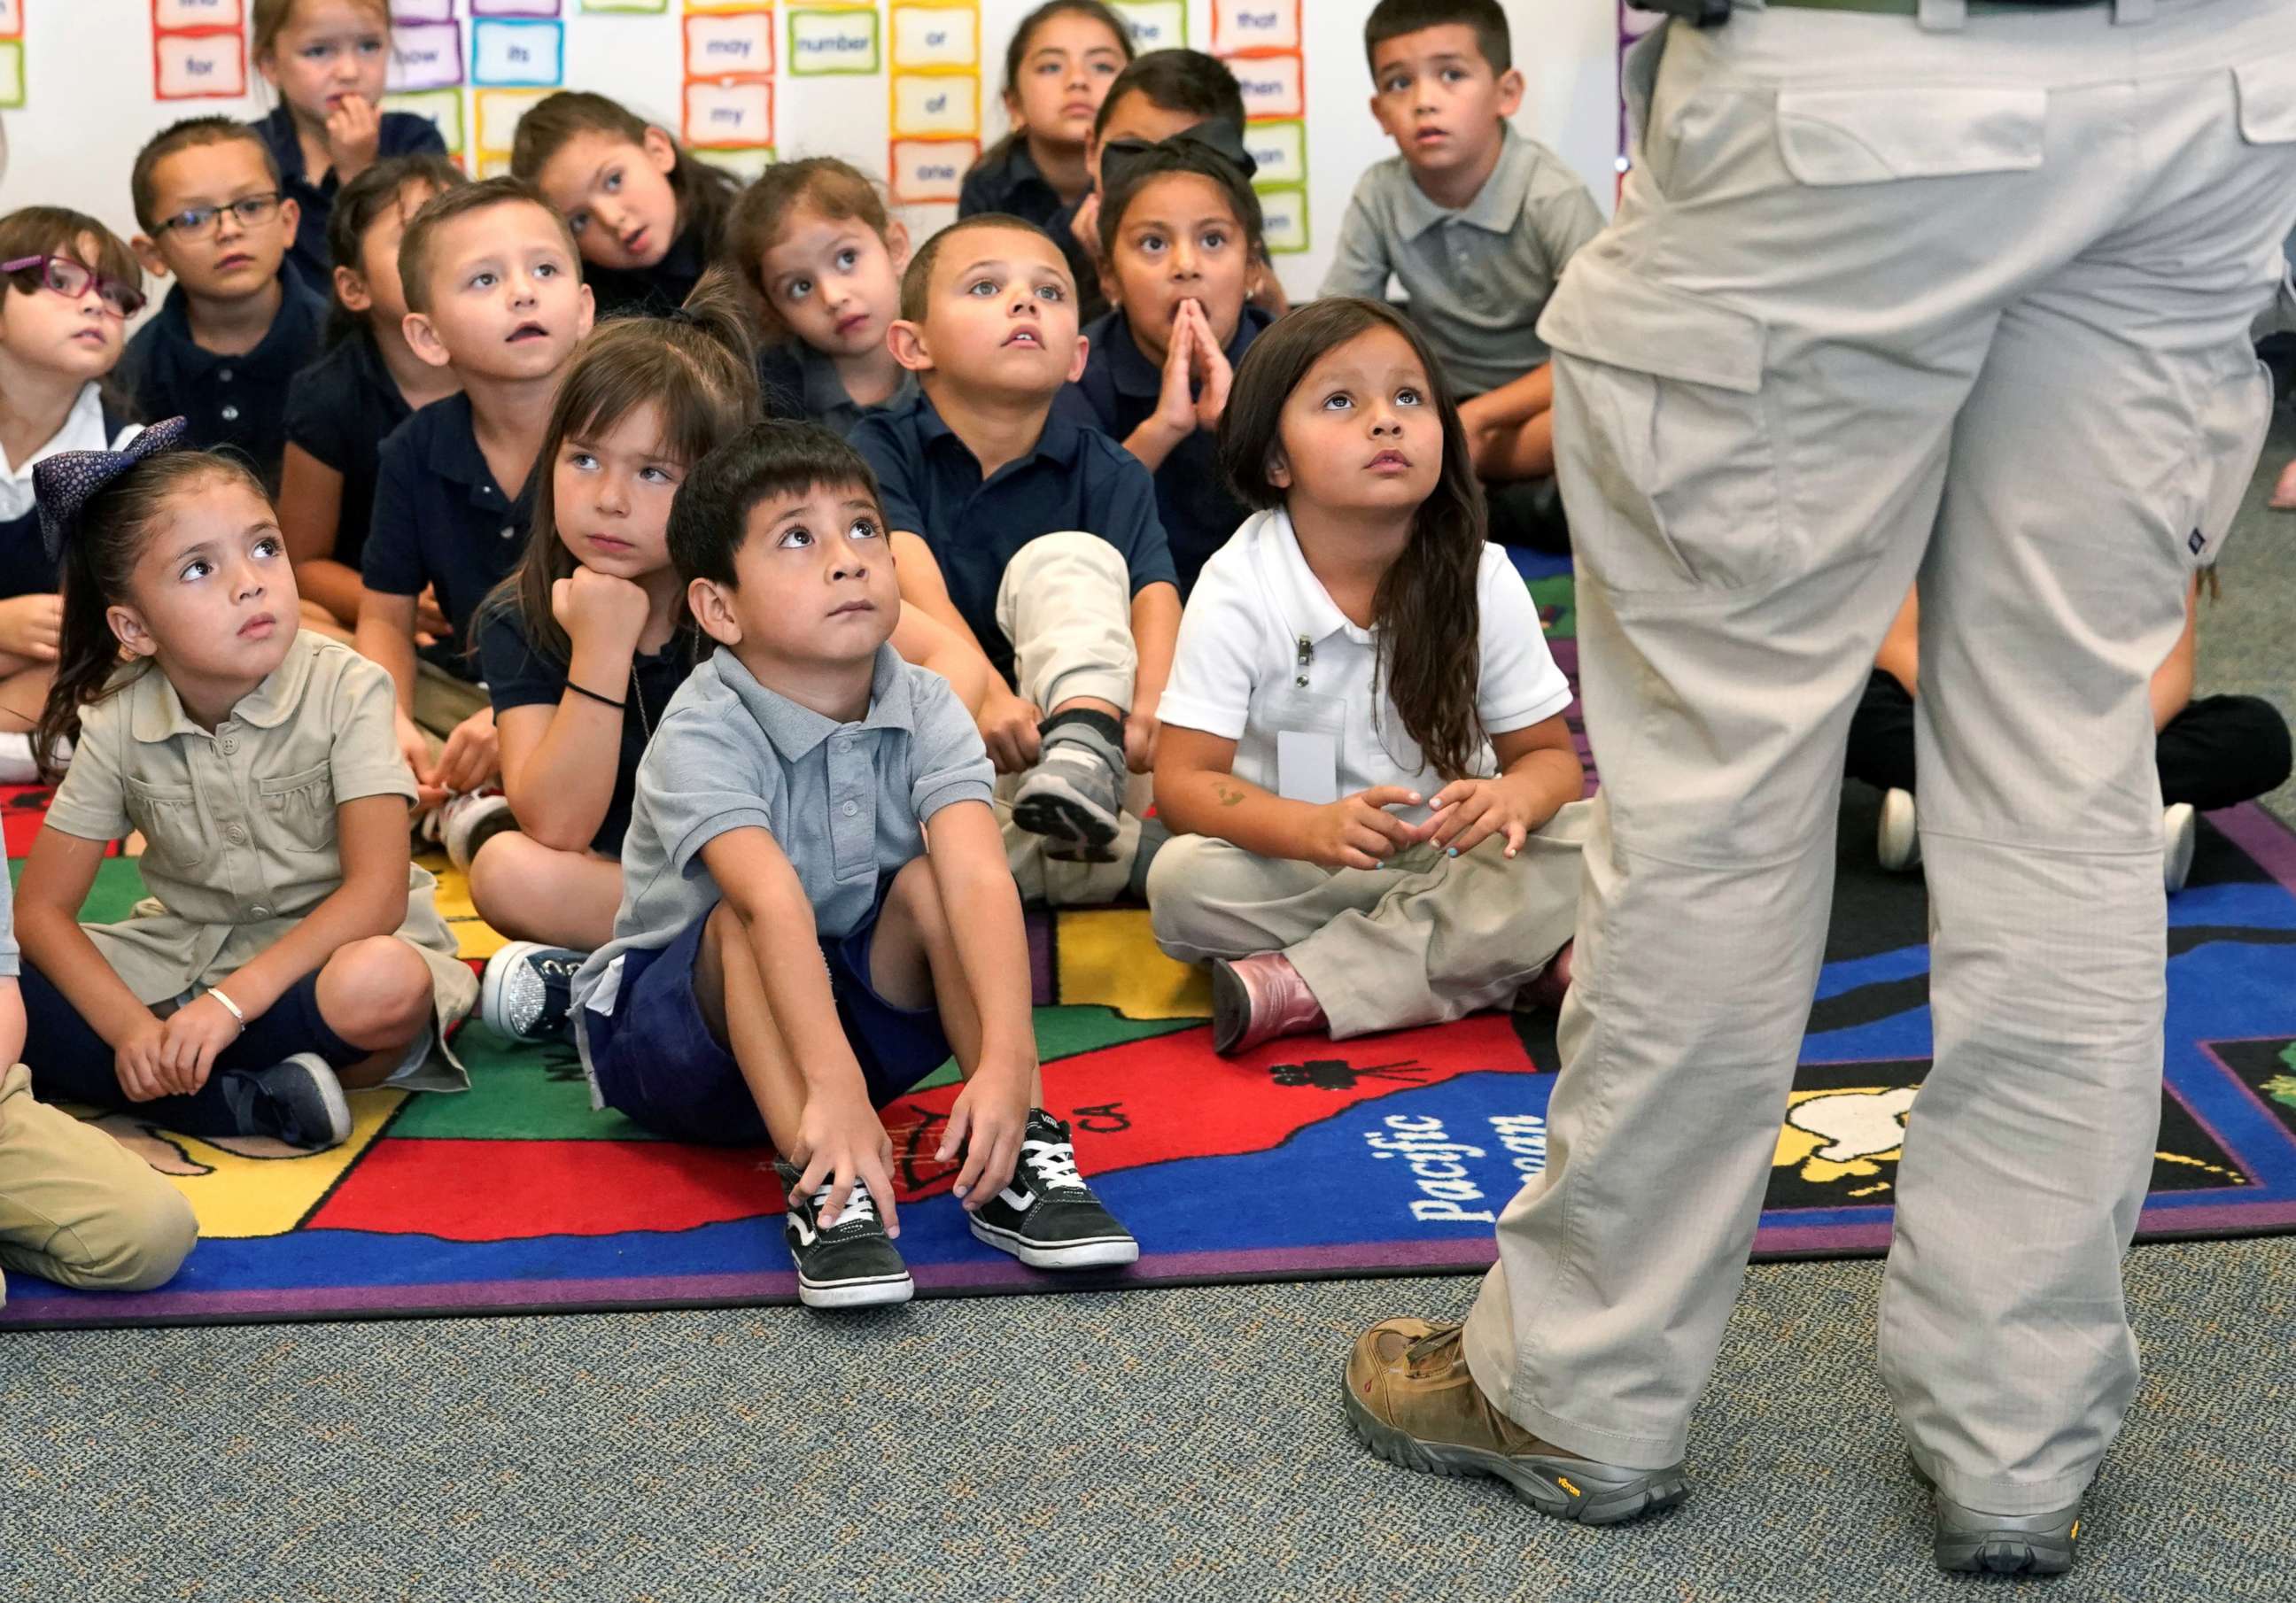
[
  {"xmin": 12, "ymin": 422, "xmax": 476, "ymax": 1152},
  {"xmin": 1150, "ymin": 297, "xmax": 1588, "ymax": 1055},
  {"xmin": 473, "ymin": 275, "xmax": 993, "ymax": 1043},
  {"xmin": 571, "ymin": 421, "xmax": 1137, "ymax": 1309}
]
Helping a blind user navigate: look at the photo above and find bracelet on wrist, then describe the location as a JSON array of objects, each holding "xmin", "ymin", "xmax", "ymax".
[
  {"xmin": 567, "ymin": 681, "xmax": 627, "ymax": 711},
  {"xmin": 206, "ymin": 987, "xmax": 246, "ymax": 1030}
]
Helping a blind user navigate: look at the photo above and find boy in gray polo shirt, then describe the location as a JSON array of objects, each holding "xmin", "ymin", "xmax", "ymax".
[
  {"xmin": 570, "ymin": 422, "xmax": 1137, "ymax": 1310},
  {"xmin": 1323, "ymin": 0, "xmax": 1605, "ymax": 551}
]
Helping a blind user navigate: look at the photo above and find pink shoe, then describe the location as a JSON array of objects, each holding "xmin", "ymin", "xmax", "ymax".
[
  {"xmin": 2273, "ymin": 456, "xmax": 2296, "ymax": 514},
  {"xmin": 1521, "ymin": 941, "xmax": 1574, "ymax": 1014},
  {"xmin": 1210, "ymin": 952, "xmax": 1327, "ymax": 1057}
]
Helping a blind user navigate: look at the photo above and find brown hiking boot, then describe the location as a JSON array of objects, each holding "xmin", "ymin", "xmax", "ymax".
[{"xmin": 1342, "ymin": 1318, "xmax": 1687, "ymax": 1525}]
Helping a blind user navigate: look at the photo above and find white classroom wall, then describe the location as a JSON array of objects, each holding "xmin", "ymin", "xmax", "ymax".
[{"xmin": 0, "ymin": 0, "xmax": 1620, "ymax": 308}]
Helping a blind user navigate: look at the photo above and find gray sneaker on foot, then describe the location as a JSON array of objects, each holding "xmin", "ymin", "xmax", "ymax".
[
  {"xmin": 1934, "ymin": 1493, "xmax": 2082, "ymax": 1576},
  {"xmin": 1012, "ymin": 725, "xmax": 1125, "ymax": 863}
]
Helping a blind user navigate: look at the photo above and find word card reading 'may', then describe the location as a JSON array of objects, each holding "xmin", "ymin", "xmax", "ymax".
[{"xmin": 685, "ymin": 10, "xmax": 773, "ymax": 75}]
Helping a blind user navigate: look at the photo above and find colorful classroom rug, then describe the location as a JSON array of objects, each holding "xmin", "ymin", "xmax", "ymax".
[{"xmin": 8, "ymin": 554, "xmax": 2296, "ymax": 1328}]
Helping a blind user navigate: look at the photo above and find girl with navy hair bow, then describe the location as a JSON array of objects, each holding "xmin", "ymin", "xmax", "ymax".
[{"xmin": 12, "ymin": 422, "xmax": 476, "ymax": 1150}]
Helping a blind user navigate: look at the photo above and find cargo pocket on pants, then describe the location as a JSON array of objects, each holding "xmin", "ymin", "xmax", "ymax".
[{"xmin": 1540, "ymin": 258, "xmax": 1777, "ymax": 597}]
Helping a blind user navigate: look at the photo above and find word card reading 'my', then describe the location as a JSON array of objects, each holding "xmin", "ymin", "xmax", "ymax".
[{"xmin": 685, "ymin": 76, "xmax": 772, "ymax": 147}]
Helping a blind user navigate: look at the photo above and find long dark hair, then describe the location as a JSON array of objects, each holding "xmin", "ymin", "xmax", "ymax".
[
  {"xmin": 1217, "ymin": 297, "xmax": 1488, "ymax": 782},
  {"xmin": 975, "ymin": 1, "xmax": 1136, "ymax": 175},
  {"xmin": 34, "ymin": 452, "xmax": 269, "ymax": 781},
  {"xmin": 483, "ymin": 271, "xmax": 760, "ymax": 668},
  {"xmin": 1095, "ymin": 136, "xmax": 1264, "ymax": 267},
  {"xmin": 508, "ymin": 91, "xmax": 740, "ymax": 260}
]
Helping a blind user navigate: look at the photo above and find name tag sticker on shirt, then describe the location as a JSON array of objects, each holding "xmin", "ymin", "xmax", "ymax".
[{"xmin": 1276, "ymin": 731, "xmax": 1339, "ymax": 805}]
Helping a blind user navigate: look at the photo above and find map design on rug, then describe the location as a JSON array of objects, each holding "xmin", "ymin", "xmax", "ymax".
[{"xmin": 9, "ymin": 556, "xmax": 2296, "ymax": 1327}]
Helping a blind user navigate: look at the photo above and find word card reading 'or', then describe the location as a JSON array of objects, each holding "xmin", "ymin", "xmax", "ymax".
[{"xmin": 889, "ymin": 4, "xmax": 974, "ymax": 72}]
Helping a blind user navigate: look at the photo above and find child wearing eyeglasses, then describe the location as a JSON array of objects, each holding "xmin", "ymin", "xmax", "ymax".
[
  {"xmin": 122, "ymin": 118, "xmax": 329, "ymax": 492},
  {"xmin": 0, "ymin": 208, "xmax": 149, "ymax": 783}
]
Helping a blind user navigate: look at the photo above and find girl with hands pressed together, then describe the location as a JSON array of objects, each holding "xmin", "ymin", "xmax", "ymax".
[
  {"xmin": 1150, "ymin": 298, "xmax": 1589, "ymax": 1057},
  {"xmin": 1059, "ymin": 125, "xmax": 1271, "ymax": 601},
  {"xmin": 12, "ymin": 424, "xmax": 475, "ymax": 1150}
]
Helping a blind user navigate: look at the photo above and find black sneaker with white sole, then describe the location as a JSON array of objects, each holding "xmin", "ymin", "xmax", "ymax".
[
  {"xmin": 238, "ymin": 1053, "xmax": 353, "ymax": 1150},
  {"xmin": 967, "ymin": 1109, "xmax": 1140, "ymax": 1270},
  {"xmin": 481, "ymin": 941, "xmax": 586, "ymax": 1043},
  {"xmin": 773, "ymin": 1161, "xmax": 915, "ymax": 1310}
]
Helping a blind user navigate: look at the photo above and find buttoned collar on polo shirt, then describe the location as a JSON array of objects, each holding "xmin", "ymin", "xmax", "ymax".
[
  {"xmin": 127, "ymin": 627, "xmax": 321, "ymax": 744},
  {"xmin": 1389, "ymin": 123, "xmax": 1537, "ymax": 243},
  {"xmin": 712, "ymin": 640, "xmax": 919, "ymax": 763}
]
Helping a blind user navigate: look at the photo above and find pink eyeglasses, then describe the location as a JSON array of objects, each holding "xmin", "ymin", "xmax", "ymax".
[{"xmin": 2, "ymin": 254, "xmax": 148, "ymax": 320}]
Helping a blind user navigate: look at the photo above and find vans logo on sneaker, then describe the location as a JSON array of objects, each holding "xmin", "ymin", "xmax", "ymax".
[
  {"xmin": 787, "ymin": 1209, "xmax": 819, "ymax": 1248},
  {"xmin": 997, "ymin": 1185, "xmax": 1035, "ymax": 1212}
]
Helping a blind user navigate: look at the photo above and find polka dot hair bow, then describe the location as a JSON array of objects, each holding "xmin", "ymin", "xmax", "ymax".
[{"xmin": 33, "ymin": 416, "xmax": 193, "ymax": 564}]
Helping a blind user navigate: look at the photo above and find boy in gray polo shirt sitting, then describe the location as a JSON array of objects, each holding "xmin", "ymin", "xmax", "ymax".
[
  {"xmin": 1323, "ymin": 0, "xmax": 1605, "ymax": 552},
  {"xmin": 570, "ymin": 422, "xmax": 1138, "ymax": 1310}
]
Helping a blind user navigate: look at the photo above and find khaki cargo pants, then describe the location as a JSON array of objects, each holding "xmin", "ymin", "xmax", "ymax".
[{"xmin": 1459, "ymin": 0, "xmax": 2296, "ymax": 1516}]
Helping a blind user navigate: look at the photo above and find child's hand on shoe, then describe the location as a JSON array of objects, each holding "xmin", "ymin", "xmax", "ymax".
[
  {"xmin": 434, "ymin": 707, "xmax": 499, "ymax": 796},
  {"xmin": 393, "ymin": 709, "xmax": 446, "ymax": 811},
  {"xmin": 791, "ymin": 1084, "xmax": 899, "ymax": 1236},
  {"xmin": 1306, "ymin": 786, "xmax": 1429, "ymax": 871},
  {"xmin": 940, "ymin": 1057, "xmax": 1031, "ymax": 1211},
  {"xmin": 1425, "ymin": 772, "xmax": 1553, "ymax": 860},
  {"xmin": 978, "ymin": 684, "xmax": 1043, "ymax": 774}
]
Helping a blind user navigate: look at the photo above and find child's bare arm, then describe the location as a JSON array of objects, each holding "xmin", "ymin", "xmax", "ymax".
[
  {"xmin": 698, "ymin": 827, "xmax": 893, "ymax": 1232},
  {"xmin": 1156, "ymin": 725, "xmax": 1423, "ymax": 870},
  {"xmin": 353, "ymin": 589, "xmax": 423, "ymax": 712},
  {"xmin": 276, "ymin": 446, "xmax": 364, "ymax": 628},
  {"xmin": 922, "ymin": 799, "xmax": 1036, "ymax": 1204},
  {"xmin": 890, "ymin": 603, "xmax": 993, "ymax": 717}
]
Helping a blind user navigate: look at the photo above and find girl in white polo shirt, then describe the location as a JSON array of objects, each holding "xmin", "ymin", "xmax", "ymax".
[{"xmin": 1149, "ymin": 297, "xmax": 1590, "ymax": 1055}]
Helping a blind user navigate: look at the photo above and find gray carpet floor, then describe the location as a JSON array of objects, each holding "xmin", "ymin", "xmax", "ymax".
[{"xmin": 3, "ymin": 438, "xmax": 2292, "ymax": 1603}]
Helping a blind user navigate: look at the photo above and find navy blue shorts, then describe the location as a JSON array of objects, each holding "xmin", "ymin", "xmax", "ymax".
[{"xmin": 586, "ymin": 896, "xmax": 954, "ymax": 1146}]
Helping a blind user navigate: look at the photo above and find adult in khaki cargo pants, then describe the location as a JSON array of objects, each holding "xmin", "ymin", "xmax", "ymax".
[{"xmin": 1341, "ymin": 0, "xmax": 2296, "ymax": 1576}]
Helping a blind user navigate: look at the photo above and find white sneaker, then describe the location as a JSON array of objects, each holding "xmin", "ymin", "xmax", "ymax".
[
  {"xmin": 2163, "ymin": 802, "xmax": 2197, "ymax": 894},
  {"xmin": 1877, "ymin": 787, "xmax": 1921, "ymax": 872},
  {"xmin": 480, "ymin": 941, "xmax": 586, "ymax": 1042},
  {"xmin": 439, "ymin": 788, "xmax": 516, "ymax": 871}
]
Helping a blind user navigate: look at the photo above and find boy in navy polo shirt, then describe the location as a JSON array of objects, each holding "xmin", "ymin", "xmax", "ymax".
[
  {"xmin": 851, "ymin": 215, "xmax": 1178, "ymax": 902},
  {"xmin": 123, "ymin": 118, "xmax": 329, "ymax": 492},
  {"xmin": 355, "ymin": 179, "xmax": 593, "ymax": 849},
  {"xmin": 573, "ymin": 422, "xmax": 1137, "ymax": 1309}
]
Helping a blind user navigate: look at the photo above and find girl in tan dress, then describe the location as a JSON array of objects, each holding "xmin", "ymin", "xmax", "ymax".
[{"xmin": 12, "ymin": 421, "xmax": 474, "ymax": 1151}]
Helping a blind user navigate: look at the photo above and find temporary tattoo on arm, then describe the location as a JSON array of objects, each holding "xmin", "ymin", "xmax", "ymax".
[{"xmin": 1214, "ymin": 780, "xmax": 1247, "ymax": 808}]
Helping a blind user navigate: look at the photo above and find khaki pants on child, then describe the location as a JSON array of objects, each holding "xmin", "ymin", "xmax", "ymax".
[
  {"xmin": 1147, "ymin": 801, "xmax": 1592, "ymax": 1037},
  {"xmin": 0, "ymin": 1063, "xmax": 197, "ymax": 1304},
  {"xmin": 993, "ymin": 530, "xmax": 1148, "ymax": 907}
]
